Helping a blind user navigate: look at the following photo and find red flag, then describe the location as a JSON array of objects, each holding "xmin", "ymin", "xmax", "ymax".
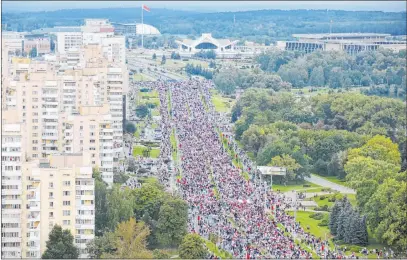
[{"xmin": 142, "ymin": 4, "xmax": 150, "ymax": 12}]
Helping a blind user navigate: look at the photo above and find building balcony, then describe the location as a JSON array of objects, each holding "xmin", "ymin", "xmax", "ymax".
[{"xmin": 1, "ymin": 237, "xmax": 21, "ymax": 243}]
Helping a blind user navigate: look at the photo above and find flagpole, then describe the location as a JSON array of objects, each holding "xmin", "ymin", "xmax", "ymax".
[{"xmin": 141, "ymin": 4, "xmax": 144, "ymax": 49}]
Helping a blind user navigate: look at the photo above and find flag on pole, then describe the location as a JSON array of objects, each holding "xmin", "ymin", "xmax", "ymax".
[{"xmin": 142, "ymin": 4, "xmax": 150, "ymax": 12}]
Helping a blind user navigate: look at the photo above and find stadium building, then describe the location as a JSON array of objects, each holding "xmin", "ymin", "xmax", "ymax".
[
  {"xmin": 112, "ymin": 23, "xmax": 161, "ymax": 36},
  {"xmin": 277, "ymin": 33, "xmax": 406, "ymax": 55},
  {"xmin": 175, "ymin": 33, "xmax": 239, "ymax": 54}
]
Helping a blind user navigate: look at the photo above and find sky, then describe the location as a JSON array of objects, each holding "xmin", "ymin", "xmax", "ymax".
[{"xmin": 2, "ymin": 1, "xmax": 407, "ymax": 13}]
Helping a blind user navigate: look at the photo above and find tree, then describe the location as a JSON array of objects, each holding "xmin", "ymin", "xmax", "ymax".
[
  {"xmin": 352, "ymin": 216, "xmax": 368, "ymax": 246},
  {"xmin": 106, "ymin": 186, "xmax": 136, "ymax": 231},
  {"xmin": 42, "ymin": 225, "xmax": 79, "ymax": 259},
  {"xmin": 127, "ymin": 157, "xmax": 136, "ymax": 172},
  {"xmin": 270, "ymin": 154, "xmax": 301, "ymax": 181},
  {"xmin": 329, "ymin": 199, "xmax": 343, "ymax": 236},
  {"xmin": 87, "ymin": 232, "xmax": 116, "ymax": 259},
  {"xmin": 124, "ymin": 121, "xmax": 136, "ymax": 134},
  {"xmin": 178, "ymin": 233, "xmax": 207, "ymax": 259},
  {"xmin": 309, "ymin": 66, "xmax": 325, "ymax": 87},
  {"xmin": 364, "ymin": 176, "xmax": 407, "ymax": 250},
  {"xmin": 152, "ymin": 53, "xmax": 157, "ymax": 60},
  {"xmin": 156, "ymin": 198, "xmax": 188, "ymax": 247},
  {"xmin": 335, "ymin": 198, "xmax": 352, "ymax": 241},
  {"xmin": 101, "ymin": 218, "xmax": 153, "ymax": 259},
  {"xmin": 29, "ymin": 47, "xmax": 37, "ymax": 58},
  {"xmin": 161, "ymin": 55, "xmax": 166, "ymax": 65},
  {"xmin": 136, "ymin": 104, "xmax": 149, "ymax": 118},
  {"xmin": 95, "ymin": 169, "xmax": 109, "ymax": 235}
]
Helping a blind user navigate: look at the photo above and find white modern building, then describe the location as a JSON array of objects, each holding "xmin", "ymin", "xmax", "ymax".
[
  {"xmin": 175, "ymin": 33, "xmax": 239, "ymax": 54},
  {"xmin": 112, "ymin": 23, "xmax": 161, "ymax": 36}
]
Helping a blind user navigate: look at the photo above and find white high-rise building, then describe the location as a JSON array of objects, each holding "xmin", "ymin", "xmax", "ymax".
[{"xmin": 1, "ymin": 110, "xmax": 25, "ymax": 259}]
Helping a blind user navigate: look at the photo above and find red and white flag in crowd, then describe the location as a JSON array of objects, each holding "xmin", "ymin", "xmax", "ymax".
[{"xmin": 142, "ymin": 4, "xmax": 150, "ymax": 12}]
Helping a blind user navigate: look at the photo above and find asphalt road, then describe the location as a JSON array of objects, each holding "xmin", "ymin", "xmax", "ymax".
[{"xmin": 305, "ymin": 174, "xmax": 356, "ymax": 194}]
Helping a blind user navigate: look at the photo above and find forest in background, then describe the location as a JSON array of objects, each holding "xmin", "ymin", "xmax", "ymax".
[{"xmin": 2, "ymin": 8, "xmax": 406, "ymax": 43}]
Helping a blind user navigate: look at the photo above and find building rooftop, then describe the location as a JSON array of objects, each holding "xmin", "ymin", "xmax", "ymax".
[{"xmin": 293, "ymin": 33, "xmax": 391, "ymax": 39}]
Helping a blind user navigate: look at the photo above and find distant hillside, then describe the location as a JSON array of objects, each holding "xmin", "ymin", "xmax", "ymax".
[{"xmin": 2, "ymin": 8, "xmax": 406, "ymax": 41}]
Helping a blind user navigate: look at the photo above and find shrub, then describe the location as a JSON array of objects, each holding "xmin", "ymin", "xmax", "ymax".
[
  {"xmin": 310, "ymin": 212, "xmax": 324, "ymax": 220},
  {"xmin": 318, "ymin": 218, "xmax": 329, "ymax": 226},
  {"xmin": 314, "ymin": 205, "xmax": 329, "ymax": 211},
  {"xmin": 321, "ymin": 188, "xmax": 332, "ymax": 192},
  {"xmin": 319, "ymin": 195, "xmax": 326, "ymax": 200},
  {"xmin": 303, "ymin": 184, "xmax": 311, "ymax": 187}
]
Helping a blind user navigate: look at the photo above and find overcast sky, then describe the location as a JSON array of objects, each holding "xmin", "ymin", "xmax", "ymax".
[{"xmin": 2, "ymin": 1, "xmax": 406, "ymax": 13}]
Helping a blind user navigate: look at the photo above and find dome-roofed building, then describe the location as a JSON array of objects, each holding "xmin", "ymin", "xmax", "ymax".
[
  {"xmin": 175, "ymin": 33, "xmax": 239, "ymax": 54},
  {"xmin": 112, "ymin": 23, "xmax": 161, "ymax": 36}
]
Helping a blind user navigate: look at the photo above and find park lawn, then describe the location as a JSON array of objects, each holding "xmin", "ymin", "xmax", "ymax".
[
  {"xmin": 313, "ymin": 195, "xmax": 335, "ymax": 208},
  {"xmin": 170, "ymin": 130, "xmax": 178, "ymax": 162},
  {"xmin": 205, "ymin": 239, "xmax": 233, "ymax": 259},
  {"xmin": 151, "ymin": 109, "xmax": 160, "ymax": 116},
  {"xmin": 303, "ymin": 187, "xmax": 327, "ymax": 193},
  {"xmin": 133, "ymin": 73, "xmax": 153, "ymax": 82},
  {"xmin": 140, "ymin": 90, "xmax": 159, "ymax": 98},
  {"xmin": 133, "ymin": 145, "xmax": 160, "ymax": 158},
  {"xmin": 287, "ymin": 211, "xmax": 331, "ymax": 240},
  {"xmin": 211, "ymin": 90, "xmax": 235, "ymax": 113},
  {"xmin": 272, "ymin": 181, "xmax": 321, "ymax": 192}
]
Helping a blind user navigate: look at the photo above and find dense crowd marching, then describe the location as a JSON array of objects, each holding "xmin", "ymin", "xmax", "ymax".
[{"xmin": 149, "ymin": 79, "xmax": 358, "ymax": 259}]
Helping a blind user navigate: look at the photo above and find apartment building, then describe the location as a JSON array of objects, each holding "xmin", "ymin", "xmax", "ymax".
[
  {"xmin": 56, "ymin": 32, "xmax": 83, "ymax": 54},
  {"xmin": 56, "ymin": 19, "xmax": 125, "ymax": 65},
  {"xmin": 21, "ymin": 154, "xmax": 95, "ymax": 258},
  {"xmin": 6, "ymin": 62, "xmax": 60, "ymax": 160},
  {"xmin": 2, "ymin": 31, "xmax": 25, "ymax": 54},
  {"xmin": 59, "ymin": 104, "xmax": 114, "ymax": 184},
  {"xmin": 1, "ymin": 110, "xmax": 26, "ymax": 259},
  {"xmin": 23, "ymin": 38, "xmax": 51, "ymax": 55}
]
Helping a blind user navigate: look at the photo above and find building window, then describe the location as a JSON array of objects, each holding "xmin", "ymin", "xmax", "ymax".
[
  {"xmin": 63, "ymin": 210, "xmax": 70, "ymax": 216},
  {"xmin": 63, "ymin": 181, "xmax": 71, "ymax": 186},
  {"xmin": 49, "ymin": 202, "xmax": 54, "ymax": 208},
  {"xmin": 49, "ymin": 192, "xmax": 54, "ymax": 199},
  {"xmin": 63, "ymin": 201, "xmax": 71, "ymax": 206},
  {"xmin": 63, "ymin": 220, "xmax": 71, "ymax": 225},
  {"xmin": 49, "ymin": 212, "xmax": 54, "ymax": 218},
  {"xmin": 63, "ymin": 191, "xmax": 70, "ymax": 196},
  {"xmin": 49, "ymin": 182, "xmax": 54, "ymax": 189}
]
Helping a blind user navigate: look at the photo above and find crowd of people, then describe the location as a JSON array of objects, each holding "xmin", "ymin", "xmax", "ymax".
[{"xmin": 151, "ymin": 79, "xmax": 349, "ymax": 259}]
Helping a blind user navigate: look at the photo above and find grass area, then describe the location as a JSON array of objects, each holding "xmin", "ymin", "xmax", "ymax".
[
  {"xmin": 151, "ymin": 109, "xmax": 160, "ymax": 116},
  {"xmin": 149, "ymin": 58, "xmax": 210, "ymax": 70},
  {"xmin": 211, "ymin": 89, "xmax": 235, "ymax": 113},
  {"xmin": 312, "ymin": 193, "xmax": 357, "ymax": 208},
  {"xmin": 205, "ymin": 239, "xmax": 233, "ymax": 259},
  {"xmin": 287, "ymin": 211, "xmax": 331, "ymax": 240},
  {"xmin": 140, "ymin": 90, "xmax": 159, "ymax": 98},
  {"xmin": 133, "ymin": 145, "xmax": 160, "ymax": 158},
  {"xmin": 313, "ymin": 195, "xmax": 335, "ymax": 208},
  {"xmin": 133, "ymin": 73, "xmax": 154, "ymax": 81},
  {"xmin": 272, "ymin": 181, "xmax": 321, "ymax": 192},
  {"xmin": 170, "ymin": 130, "xmax": 178, "ymax": 163}
]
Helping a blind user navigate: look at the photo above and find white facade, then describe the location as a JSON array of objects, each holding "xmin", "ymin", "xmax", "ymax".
[
  {"xmin": 101, "ymin": 36, "xmax": 126, "ymax": 65},
  {"xmin": 1, "ymin": 120, "xmax": 24, "ymax": 259},
  {"xmin": 56, "ymin": 32, "xmax": 83, "ymax": 54}
]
